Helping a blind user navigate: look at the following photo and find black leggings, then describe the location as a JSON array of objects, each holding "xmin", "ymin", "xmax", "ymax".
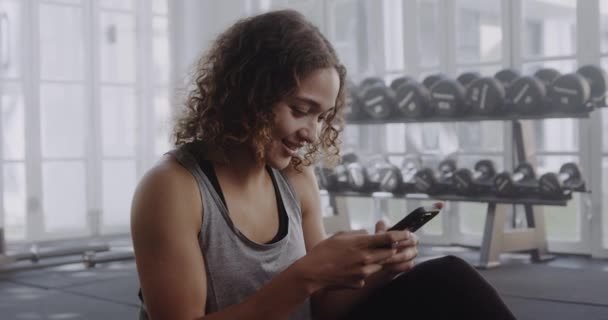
[{"xmin": 344, "ymin": 255, "xmax": 517, "ymax": 320}]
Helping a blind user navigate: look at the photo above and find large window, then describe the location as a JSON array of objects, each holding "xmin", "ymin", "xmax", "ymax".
[{"xmin": 0, "ymin": 0, "xmax": 171, "ymax": 242}]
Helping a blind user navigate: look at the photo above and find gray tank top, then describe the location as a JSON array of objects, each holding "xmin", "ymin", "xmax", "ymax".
[{"xmin": 138, "ymin": 144, "xmax": 311, "ymax": 319}]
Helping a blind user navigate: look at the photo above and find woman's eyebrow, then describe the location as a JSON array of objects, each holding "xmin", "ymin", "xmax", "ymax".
[{"xmin": 293, "ymin": 96, "xmax": 334, "ymax": 112}]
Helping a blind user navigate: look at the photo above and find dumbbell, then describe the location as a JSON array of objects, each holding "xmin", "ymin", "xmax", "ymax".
[
  {"xmin": 315, "ymin": 152, "xmax": 358, "ymax": 192},
  {"xmin": 452, "ymin": 159, "xmax": 497, "ymax": 195},
  {"xmin": 549, "ymin": 65, "xmax": 608, "ymax": 112},
  {"xmin": 494, "ymin": 69, "xmax": 521, "ymax": 89},
  {"xmin": 429, "ymin": 73, "xmax": 481, "ymax": 117},
  {"xmin": 534, "ymin": 68, "xmax": 561, "ymax": 86},
  {"xmin": 359, "ymin": 78, "xmax": 398, "ymax": 120},
  {"xmin": 344, "ymin": 80, "xmax": 365, "ymax": 121},
  {"xmin": 493, "ymin": 162, "xmax": 539, "ymax": 196},
  {"xmin": 577, "ymin": 65, "xmax": 608, "ymax": 108},
  {"xmin": 466, "ymin": 76, "xmax": 507, "ymax": 115},
  {"xmin": 538, "ymin": 162, "xmax": 586, "ymax": 198},
  {"xmin": 414, "ymin": 159, "xmax": 458, "ymax": 194},
  {"xmin": 389, "ymin": 76, "xmax": 416, "ymax": 92},
  {"xmin": 422, "ymin": 73, "xmax": 448, "ymax": 90},
  {"xmin": 365, "ymin": 156, "xmax": 396, "ymax": 192},
  {"xmin": 505, "ymin": 73, "xmax": 548, "ymax": 114},
  {"xmin": 392, "ymin": 78, "xmax": 433, "ymax": 118},
  {"xmin": 379, "ymin": 155, "xmax": 421, "ymax": 194},
  {"xmin": 345, "ymin": 156, "xmax": 377, "ymax": 193}
]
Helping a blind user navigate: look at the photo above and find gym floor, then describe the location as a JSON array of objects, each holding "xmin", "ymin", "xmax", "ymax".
[{"xmin": 1, "ymin": 238, "xmax": 607, "ymax": 320}]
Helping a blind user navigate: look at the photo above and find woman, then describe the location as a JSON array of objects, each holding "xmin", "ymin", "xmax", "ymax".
[{"xmin": 131, "ymin": 9, "xmax": 516, "ymax": 320}]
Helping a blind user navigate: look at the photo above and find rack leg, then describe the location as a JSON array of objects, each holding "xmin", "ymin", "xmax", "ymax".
[
  {"xmin": 477, "ymin": 203, "xmax": 508, "ymax": 269},
  {"xmin": 524, "ymin": 204, "xmax": 555, "ymax": 262}
]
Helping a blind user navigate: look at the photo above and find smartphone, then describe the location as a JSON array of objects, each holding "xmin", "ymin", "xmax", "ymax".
[{"xmin": 387, "ymin": 205, "xmax": 442, "ymax": 232}]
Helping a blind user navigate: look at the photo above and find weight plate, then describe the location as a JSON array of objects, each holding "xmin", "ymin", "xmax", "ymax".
[
  {"xmin": 390, "ymin": 76, "xmax": 416, "ymax": 92},
  {"xmin": 534, "ymin": 68, "xmax": 561, "ymax": 86},
  {"xmin": 438, "ymin": 158, "xmax": 457, "ymax": 173},
  {"xmin": 466, "ymin": 77, "xmax": 506, "ymax": 115},
  {"xmin": 362, "ymin": 83, "xmax": 396, "ymax": 119},
  {"xmin": 559, "ymin": 162, "xmax": 581, "ymax": 180},
  {"xmin": 414, "ymin": 168, "xmax": 437, "ymax": 193},
  {"xmin": 422, "ymin": 74, "xmax": 446, "ymax": 89},
  {"xmin": 514, "ymin": 162, "xmax": 536, "ymax": 180},
  {"xmin": 494, "ymin": 172, "xmax": 514, "ymax": 195},
  {"xmin": 474, "ymin": 159, "xmax": 497, "ymax": 179},
  {"xmin": 430, "ymin": 79, "xmax": 467, "ymax": 116},
  {"xmin": 505, "ymin": 76, "xmax": 546, "ymax": 114},
  {"xmin": 548, "ymin": 73, "xmax": 591, "ymax": 113},
  {"xmin": 457, "ymin": 72, "xmax": 481, "ymax": 87},
  {"xmin": 394, "ymin": 81, "xmax": 431, "ymax": 118},
  {"xmin": 577, "ymin": 65, "xmax": 608, "ymax": 106},
  {"xmin": 494, "ymin": 69, "xmax": 521, "ymax": 88},
  {"xmin": 453, "ymin": 168, "xmax": 473, "ymax": 193},
  {"xmin": 539, "ymin": 172, "xmax": 561, "ymax": 195}
]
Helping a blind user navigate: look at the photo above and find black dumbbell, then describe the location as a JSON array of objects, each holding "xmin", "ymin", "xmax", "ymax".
[
  {"xmin": 453, "ymin": 159, "xmax": 497, "ymax": 195},
  {"xmin": 538, "ymin": 162, "xmax": 586, "ymax": 198},
  {"xmin": 505, "ymin": 75, "xmax": 548, "ymax": 114},
  {"xmin": 315, "ymin": 153, "xmax": 359, "ymax": 192},
  {"xmin": 390, "ymin": 76, "xmax": 416, "ymax": 92},
  {"xmin": 359, "ymin": 78, "xmax": 398, "ymax": 120},
  {"xmin": 392, "ymin": 79, "xmax": 433, "ymax": 118},
  {"xmin": 422, "ymin": 73, "xmax": 448, "ymax": 90},
  {"xmin": 494, "ymin": 69, "xmax": 521, "ymax": 88},
  {"xmin": 379, "ymin": 155, "xmax": 421, "ymax": 194},
  {"xmin": 534, "ymin": 68, "xmax": 561, "ymax": 86},
  {"xmin": 414, "ymin": 159, "xmax": 458, "ymax": 194},
  {"xmin": 365, "ymin": 156, "xmax": 395, "ymax": 192},
  {"xmin": 429, "ymin": 73, "xmax": 481, "ymax": 117},
  {"xmin": 548, "ymin": 72, "xmax": 591, "ymax": 113},
  {"xmin": 466, "ymin": 76, "xmax": 506, "ymax": 115},
  {"xmin": 493, "ymin": 162, "xmax": 538, "ymax": 197},
  {"xmin": 344, "ymin": 80, "xmax": 365, "ymax": 121},
  {"xmin": 577, "ymin": 65, "xmax": 608, "ymax": 108}
]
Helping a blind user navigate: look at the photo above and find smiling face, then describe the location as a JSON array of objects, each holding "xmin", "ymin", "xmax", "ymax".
[{"xmin": 265, "ymin": 67, "xmax": 341, "ymax": 170}]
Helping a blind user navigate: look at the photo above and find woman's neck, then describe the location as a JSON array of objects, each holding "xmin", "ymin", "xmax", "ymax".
[{"xmin": 209, "ymin": 148, "xmax": 269, "ymax": 191}]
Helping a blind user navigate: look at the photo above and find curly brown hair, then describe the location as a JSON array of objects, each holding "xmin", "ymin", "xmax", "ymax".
[{"xmin": 172, "ymin": 9, "xmax": 346, "ymax": 169}]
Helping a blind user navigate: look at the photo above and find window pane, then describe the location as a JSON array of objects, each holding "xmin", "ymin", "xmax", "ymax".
[
  {"xmin": 153, "ymin": 16, "xmax": 170, "ymax": 85},
  {"xmin": 522, "ymin": 0, "xmax": 576, "ymax": 58},
  {"xmin": 418, "ymin": 0, "xmax": 439, "ymax": 68},
  {"xmin": 101, "ymin": 86, "xmax": 136, "ymax": 157},
  {"xmin": 386, "ymin": 123, "xmax": 405, "ymax": 153},
  {"xmin": 456, "ymin": 0, "xmax": 502, "ymax": 63},
  {"xmin": 100, "ymin": 0, "xmax": 134, "ymax": 11},
  {"xmin": 0, "ymin": 0, "xmax": 23, "ymax": 78},
  {"xmin": 327, "ymin": 0, "xmax": 368, "ymax": 75},
  {"xmin": 603, "ymin": 158, "xmax": 608, "ymax": 248},
  {"xmin": 407, "ymin": 123, "xmax": 459, "ymax": 155},
  {"xmin": 603, "ymin": 109, "xmax": 608, "ymax": 152},
  {"xmin": 1, "ymin": 82, "xmax": 24, "ymax": 160},
  {"xmin": 42, "ymin": 161, "xmax": 87, "ymax": 232},
  {"xmin": 40, "ymin": 84, "xmax": 85, "ymax": 158},
  {"xmin": 152, "ymin": 0, "xmax": 168, "ymax": 15},
  {"xmin": 600, "ymin": 0, "xmax": 608, "ymax": 53},
  {"xmin": 458, "ymin": 121, "xmax": 503, "ymax": 152},
  {"xmin": 102, "ymin": 160, "xmax": 135, "ymax": 227},
  {"xmin": 154, "ymin": 87, "xmax": 172, "ymax": 156},
  {"xmin": 3, "ymin": 162, "xmax": 25, "ymax": 240},
  {"xmin": 533, "ymin": 119, "xmax": 578, "ymax": 152},
  {"xmin": 383, "ymin": 0, "xmax": 404, "ymax": 71},
  {"xmin": 536, "ymin": 155, "xmax": 580, "ymax": 241},
  {"xmin": 39, "ymin": 4, "xmax": 84, "ymax": 81},
  {"xmin": 100, "ymin": 12, "xmax": 136, "ymax": 83}
]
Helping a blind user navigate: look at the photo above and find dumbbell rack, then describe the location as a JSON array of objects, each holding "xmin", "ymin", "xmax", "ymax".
[{"xmin": 326, "ymin": 109, "xmax": 592, "ymax": 269}]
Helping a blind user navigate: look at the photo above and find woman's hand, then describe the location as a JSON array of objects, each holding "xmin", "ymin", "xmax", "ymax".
[
  {"xmin": 292, "ymin": 229, "xmax": 410, "ymax": 292},
  {"xmin": 374, "ymin": 220, "xmax": 419, "ymax": 276}
]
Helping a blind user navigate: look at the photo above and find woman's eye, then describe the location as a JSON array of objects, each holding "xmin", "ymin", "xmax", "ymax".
[{"xmin": 291, "ymin": 107, "xmax": 308, "ymax": 116}]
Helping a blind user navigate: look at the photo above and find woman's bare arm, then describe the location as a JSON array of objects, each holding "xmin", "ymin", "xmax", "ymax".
[{"xmin": 131, "ymin": 159, "xmax": 313, "ymax": 320}]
